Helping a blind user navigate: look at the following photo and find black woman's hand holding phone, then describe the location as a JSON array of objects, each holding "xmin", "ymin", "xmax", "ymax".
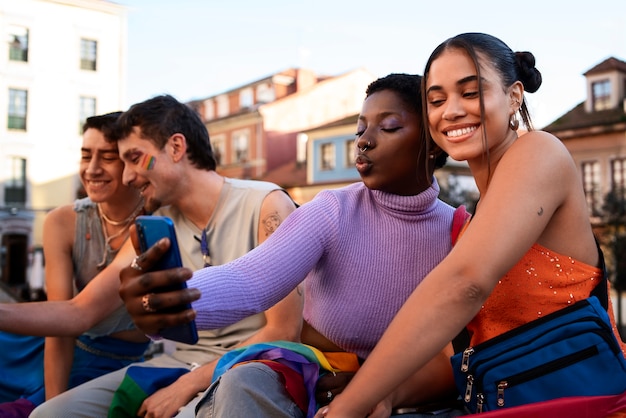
[{"xmin": 119, "ymin": 216, "xmax": 200, "ymax": 343}]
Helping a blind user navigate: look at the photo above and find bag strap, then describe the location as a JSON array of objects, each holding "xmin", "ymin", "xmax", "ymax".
[
  {"xmin": 451, "ymin": 205, "xmax": 472, "ymax": 353},
  {"xmin": 591, "ymin": 238, "xmax": 609, "ymax": 310},
  {"xmin": 451, "ymin": 205, "xmax": 471, "ymax": 245}
]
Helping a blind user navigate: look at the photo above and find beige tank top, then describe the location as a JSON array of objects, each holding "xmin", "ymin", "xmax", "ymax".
[{"xmin": 154, "ymin": 177, "xmax": 284, "ymax": 365}]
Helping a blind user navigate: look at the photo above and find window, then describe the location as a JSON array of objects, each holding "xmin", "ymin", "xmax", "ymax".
[
  {"xmin": 8, "ymin": 25, "xmax": 28, "ymax": 62},
  {"xmin": 296, "ymin": 133, "xmax": 308, "ymax": 164},
  {"xmin": 232, "ymin": 130, "xmax": 249, "ymax": 163},
  {"xmin": 344, "ymin": 139, "xmax": 356, "ymax": 167},
  {"xmin": 611, "ymin": 158, "xmax": 626, "ymax": 205},
  {"xmin": 80, "ymin": 38, "xmax": 97, "ymax": 71},
  {"xmin": 216, "ymin": 95, "xmax": 229, "ymax": 118},
  {"xmin": 582, "ymin": 161, "xmax": 601, "ymax": 216},
  {"xmin": 256, "ymin": 83, "xmax": 275, "ymax": 103},
  {"xmin": 239, "ymin": 88, "xmax": 253, "ymax": 109},
  {"xmin": 320, "ymin": 143, "xmax": 335, "ymax": 170},
  {"xmin": 211, "ymin": 134, "xmax": 226, "ymax": 165},
  {"xmin": 592, "ymin": 79, "xmax": 611, "ymax": 111},
  {"xmin": 203, "ymin": 99, "xmax": 214, "ymax": 121},
  {"xmin": 8, "ymin": 88, "xmax": 27, "ymax": 130},
  {"xmin": 4, "ymin": 157, "xmax": 26, "ymax": 205},
  {"xmin": 79, "ymin": 96, "xmax": 96, "ymax": 133}
]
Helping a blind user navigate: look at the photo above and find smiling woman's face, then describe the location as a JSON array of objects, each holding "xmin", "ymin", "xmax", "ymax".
[
  {"xmin": 425, "ymin": 47, "xmax": 517, "ymax": 164},
  {"xmin": 355, "ymin": 89, "xmax": 424, "ymax": 196}
]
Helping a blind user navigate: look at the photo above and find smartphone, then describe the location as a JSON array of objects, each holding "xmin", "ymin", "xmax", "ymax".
[{"xmin": 134, "ymin": 215, "xmax": 199, "ymax": 345}]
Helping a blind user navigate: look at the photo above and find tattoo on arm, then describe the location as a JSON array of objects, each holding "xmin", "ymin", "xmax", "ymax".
[
  {"xmin": 537, "ymin": 207, "xmax": 544, "ymax": 216},
  {"xmin": 263, "ymin": 211, "xmax": 282, "ymax": 236}
]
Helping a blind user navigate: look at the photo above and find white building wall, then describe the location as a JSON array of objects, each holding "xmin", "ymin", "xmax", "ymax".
[{"xmin": 0, "ymin": 0, "xmax": 127, "ymax": 245}]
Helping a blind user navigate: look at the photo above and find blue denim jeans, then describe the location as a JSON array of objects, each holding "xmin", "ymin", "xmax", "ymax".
[{"xmin": 196, "ymin": 362, "xmax": 466, "ymax": 417}]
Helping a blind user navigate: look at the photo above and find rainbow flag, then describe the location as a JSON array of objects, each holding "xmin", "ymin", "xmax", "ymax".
[{"xmin": 212, "ymin": 340, "xmax": 360, "ymax": 418}]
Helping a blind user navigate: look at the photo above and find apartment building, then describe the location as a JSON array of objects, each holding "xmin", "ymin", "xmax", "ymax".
[
  {"xmin": 0, "ymin": 0, "xmax": 126, "ymax": 296},
  {"xmin": 188, "ymin": 67, "xmax": 375, "ymax": 190},
  {"xmin": 544, "ymin": 57, "xmax": 626, "ymax": 220}
]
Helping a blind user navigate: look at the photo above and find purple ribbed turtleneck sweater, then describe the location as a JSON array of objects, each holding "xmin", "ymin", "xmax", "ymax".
[{"xmin": 190, "ymin": 180, "xmax": 455, "ymax": 359}]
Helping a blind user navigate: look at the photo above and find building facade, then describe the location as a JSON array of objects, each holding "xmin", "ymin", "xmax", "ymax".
[
  {"xmin": 0, "ymin": 0, "xmax": 127, "ymax": 297},
  {"xmin": 188, "ymin": 67, "xmax": 375, "ymax": 188},
  {"xmin": 544, "ymin": 57, "xmax": 626, "ymax": 222}
]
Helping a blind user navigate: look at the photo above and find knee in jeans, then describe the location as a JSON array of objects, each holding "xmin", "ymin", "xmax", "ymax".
[{"xmin": 219, "ymin": 362, "xmax": 279, "ymax": 393}]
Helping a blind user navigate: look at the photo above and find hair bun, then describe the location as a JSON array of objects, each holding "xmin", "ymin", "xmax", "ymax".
[{"xmin": 515, "ymin": 51, "xmax": 542, "ymax": 93}]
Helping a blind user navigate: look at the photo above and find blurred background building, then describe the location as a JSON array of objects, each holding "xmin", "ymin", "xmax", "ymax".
[{"xmin": 0, "ymin": 0, "xmax": 127, "ymax": 299}]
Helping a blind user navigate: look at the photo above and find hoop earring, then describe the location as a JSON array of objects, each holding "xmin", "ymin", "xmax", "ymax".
[
  {"xmin": 359, "ymin": 141, "xmax": 371, "ymax": 152},
  {"xmin": 509, "ymin": 115, "xmax": 519, "ymax": 131}
]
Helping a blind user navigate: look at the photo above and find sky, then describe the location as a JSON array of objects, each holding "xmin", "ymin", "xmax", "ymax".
[{"xmin": 118, "ymin": 0, "xmax": 626, "ymax": 129}]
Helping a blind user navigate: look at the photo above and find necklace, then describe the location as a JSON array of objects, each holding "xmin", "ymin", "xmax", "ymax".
[
  {"xmin": 95, "ymin": 199, "xmax": 144, "ymax": 268},
  {"xmin": 97, "ymin": 200, "xmax": 144, "ymax": 226}
]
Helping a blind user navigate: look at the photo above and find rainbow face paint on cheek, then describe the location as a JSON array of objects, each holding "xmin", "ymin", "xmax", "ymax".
[{"xmin": 141, "ymin": 154, "xmax": 156, "ymax": 170}]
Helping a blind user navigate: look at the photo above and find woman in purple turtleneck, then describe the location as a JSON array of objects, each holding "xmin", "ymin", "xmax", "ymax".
[{"xmin": 120, "ymin": 74, "xmax": 467, "ymax": 418}]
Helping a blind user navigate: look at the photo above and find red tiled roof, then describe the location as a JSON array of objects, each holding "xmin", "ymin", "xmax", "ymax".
[
  {"xmin": 257, "ymin": 160, "xmax": 307, "ymax": 188},
  {"xmin": 583, "ymin": 57, "xmax": 626, "ymax": 76},
  {"xmin": 543, "ymin": 102, "xmax": 626, "ymax": 133}
]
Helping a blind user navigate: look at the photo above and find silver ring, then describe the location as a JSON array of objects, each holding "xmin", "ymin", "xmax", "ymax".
[
  {"xmin": 359, "ymin": 141, "xmax": 371, "ymax": 153},
  {"xmin": 142, "ymin": 293, "xmax": 156, "ymax": 313},
  {"xmin": 326, "ymin": 390, "xmax": 332, "ymax": 401},
  {"xmin": 130, "ymin": 256, "xmax": 143, "ymax": 271}
]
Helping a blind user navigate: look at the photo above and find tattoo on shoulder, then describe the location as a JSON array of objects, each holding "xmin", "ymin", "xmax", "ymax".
[
  {"xmin": 537, "ymin": 207, "xmax": 544, "ymax": 216},
  {"xmin": 263, "ymin": 211, "xmax": 282, "ymax": 236}
]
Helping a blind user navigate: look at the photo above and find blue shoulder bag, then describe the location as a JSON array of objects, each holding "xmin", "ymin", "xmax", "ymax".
[{"xmin": 450, "ymin": 242, "xmax": 626, "ymax": 414}]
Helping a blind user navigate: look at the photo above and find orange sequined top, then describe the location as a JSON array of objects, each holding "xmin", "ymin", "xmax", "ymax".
[{"xmin": 466, "ymin": 243, "xmax": 626, "ymax": 356}]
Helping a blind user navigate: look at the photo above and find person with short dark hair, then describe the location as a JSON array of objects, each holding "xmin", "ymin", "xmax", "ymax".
[{"xmin": 0, "ymin": 111, "xmax": 148, "ymax": 417}]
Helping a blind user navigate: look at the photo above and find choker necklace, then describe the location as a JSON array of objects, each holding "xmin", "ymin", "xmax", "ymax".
[{"xmin": 98, "ymin": 200, "xmax": 144, "ymax": 226}]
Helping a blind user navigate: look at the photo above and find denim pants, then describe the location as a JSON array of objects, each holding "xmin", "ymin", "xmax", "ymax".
[{"xmin": 196, "ymin": 362, "xmax": 466, "ymax": 418}]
